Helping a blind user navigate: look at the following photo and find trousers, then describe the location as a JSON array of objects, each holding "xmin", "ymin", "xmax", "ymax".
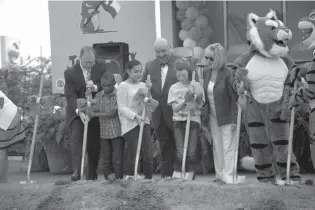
[
  {"xmin": 69, "ymin": 117, "xmax": 100, "ymax": 180},
  {"xmin": 209, "ymin": 116, "xmax": 237, "ymax": 183},
  {"xmin": 245, "ymin": 98, "xmax": 300, "ymax": 181},
  {"xmin": 123, "ymin": 125, "xmax": 153, "ymax": 179}
]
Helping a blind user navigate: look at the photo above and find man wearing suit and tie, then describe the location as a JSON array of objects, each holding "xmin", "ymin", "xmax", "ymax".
[
  {"xmin": 142, "ymin": 38, "xmax": 180, "ymax": 178},
  {"xmin": 64, "ymin": 46, "xmax": 107, "ymax": 181}
]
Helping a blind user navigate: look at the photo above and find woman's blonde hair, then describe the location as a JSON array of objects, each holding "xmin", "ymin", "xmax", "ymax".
[{"xmin": 205, "ymin": 43, "xmax": 226, "ymax": 70}]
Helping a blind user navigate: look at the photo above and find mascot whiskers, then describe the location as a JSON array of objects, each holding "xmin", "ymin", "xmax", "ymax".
[{"xmin": 232, "ymin": 9, "xmax": 302, "ymax": 184}]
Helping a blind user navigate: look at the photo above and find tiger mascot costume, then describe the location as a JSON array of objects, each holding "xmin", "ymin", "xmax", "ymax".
[
  {"xmin": 289, "ymin": 9, "xmax": 315, "ymax": 171},
  {"xmin": 232, "ymin": 9, "xmax": 302, "ymax": 184}
]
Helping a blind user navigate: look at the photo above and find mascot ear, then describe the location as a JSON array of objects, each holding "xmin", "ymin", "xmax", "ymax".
[
  {"xmin": 266, "ymin": 9, "xmax": 278, "ymax": 20},
  {"xmin": 247, "ymin": 13, "xmax": 259, "ymax": 28}
]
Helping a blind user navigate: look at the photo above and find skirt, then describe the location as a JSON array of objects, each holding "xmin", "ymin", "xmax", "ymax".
[{"xmin": 0, "ymin": 111, "xmax": 26, "ymax": 150}]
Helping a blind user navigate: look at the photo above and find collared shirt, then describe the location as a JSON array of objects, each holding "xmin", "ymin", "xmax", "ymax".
[
  {"xmin": 161, "ymin": 65, "xmax": 168, "ymax": 90},
  {"xmin": 95, "ymin": 89, "xmax": 121, "ymax": 139},
  {"xmin": 80, "ymin": 62, "xmax": 91, "ymax": 82},
  {"xmin": 80, "ymin": 62, "xmax": 98, "ymax": 92}
]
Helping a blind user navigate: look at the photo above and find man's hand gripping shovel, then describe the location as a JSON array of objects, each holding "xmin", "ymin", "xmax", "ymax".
[
  {"xmin": 172, "ymin": 72, "xmax": 197, "ymax": 181},
  {"xmin": 79, "ymin": 88, "xmax": 92, "ymax": 180}
]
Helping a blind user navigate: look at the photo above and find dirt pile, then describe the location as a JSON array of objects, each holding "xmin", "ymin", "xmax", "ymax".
[{"xmin": 1, "ymin": 179, "xmax": 315, "ymax": 210}]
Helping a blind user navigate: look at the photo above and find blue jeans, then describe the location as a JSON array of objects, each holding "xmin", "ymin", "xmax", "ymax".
[{"xmin": 173, "ymin": 121, "xmax": 200, "ymax": 173}]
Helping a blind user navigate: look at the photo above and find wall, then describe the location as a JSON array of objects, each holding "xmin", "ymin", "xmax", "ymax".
[{"xmin": 48, "ymin": 1, "xmax": 173, "ymax": 94}]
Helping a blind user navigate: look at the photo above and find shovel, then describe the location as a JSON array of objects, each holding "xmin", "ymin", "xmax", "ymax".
[
  {"xmin": 284, "ymin": 81, "xmax": 298, "ymax": 185},
  {"xmin": 231, "ymin": 81, "xmax": 247, "ymax": 184},
  {"xmin": 20, "ymin": 48, "xmax": 45, "ymax": 185},
  {"xmin": 173, "ymin": 72, "xmax": 196, "ymax": 181},
  {"xmin": 134, "ymin": 75, "xmax": 151, "ymax": 181}
]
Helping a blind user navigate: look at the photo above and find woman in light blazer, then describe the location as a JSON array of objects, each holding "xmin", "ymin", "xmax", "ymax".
[{"xmin": 202, "ymin": 43, "xmax": 238, "ymax": 184}]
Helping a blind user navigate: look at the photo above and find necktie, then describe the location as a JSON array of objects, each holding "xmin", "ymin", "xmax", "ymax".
[{"xmin": 86, "ymin": 69, "xmax": 91, "ymax": 81}]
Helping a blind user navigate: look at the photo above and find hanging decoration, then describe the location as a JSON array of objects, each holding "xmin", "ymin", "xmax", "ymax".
[{"xmin": 176, "ymin": 1, "xmax": 212, "ymax": 61}]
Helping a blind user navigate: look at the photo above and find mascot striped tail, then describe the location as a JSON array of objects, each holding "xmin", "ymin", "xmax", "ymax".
[{"xmin": 0, "ymin": 90, "xmax": 26, "ymax": 183}]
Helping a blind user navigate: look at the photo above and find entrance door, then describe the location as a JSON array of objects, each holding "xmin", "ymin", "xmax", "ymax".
[{"xmin": 226, "ymin": 1, "xmax": 282, "ymax": 62}]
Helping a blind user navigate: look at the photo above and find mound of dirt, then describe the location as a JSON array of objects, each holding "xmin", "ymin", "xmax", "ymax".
[{"xmin": 1, "ymin": 179, "xmax": 315, "ymax": 210}]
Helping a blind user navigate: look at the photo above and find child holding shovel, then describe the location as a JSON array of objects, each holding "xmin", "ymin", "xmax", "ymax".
[
  {"xmin": 168, "ymin": 58, "xmax": 205, "ymax": 180},
  {"xmin": 90, "ymin": 72, "xmax": 124, "ymax": 181},
  {"xmin": 117, "ymin": 60, "xmax": 158, "ymax": 180}
]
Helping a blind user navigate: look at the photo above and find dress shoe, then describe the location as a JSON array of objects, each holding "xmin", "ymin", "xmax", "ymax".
[{"xmin": 71, "ymin": 172, "xmax": 80, "ymax": 181}]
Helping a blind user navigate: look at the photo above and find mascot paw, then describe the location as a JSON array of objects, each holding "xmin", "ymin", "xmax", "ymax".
[
  {"xmin": 280, "ymin": 106, "xmax": 291, "ymax": 121},
  {"xmin": 235, "ymin": 67, "xmax": 249, "ymax": 83}
]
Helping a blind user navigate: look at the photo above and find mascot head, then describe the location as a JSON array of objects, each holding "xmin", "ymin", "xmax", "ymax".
[
  {"xmin": 247, "ymin": 9, "xmax": 292, "ymax": 58},
  {"xmin": 298, "ymin": 9, "xmax": 315, "ymax": 50}
]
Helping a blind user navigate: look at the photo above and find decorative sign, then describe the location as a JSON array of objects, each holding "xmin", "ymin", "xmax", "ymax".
[
  {"xmin": 56, "ymin": 78, "xmax": 65, "ymax": 89},
  {"xmin": 80, "ymin": 0, "xmax": 121, "ymax": 34}
]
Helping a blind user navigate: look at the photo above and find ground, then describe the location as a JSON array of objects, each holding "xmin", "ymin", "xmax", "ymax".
[{"xmin": 1, "ymin": 158, "xmax": 315, "ymax": 210}]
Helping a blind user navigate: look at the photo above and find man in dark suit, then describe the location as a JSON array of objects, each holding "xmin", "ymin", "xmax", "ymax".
[
  {"xmin": 141, "ymin": 38, "xmax": 179, "ymax": 178},
  {"xmin": 64, "ymin": 46, "xmax": 106, "ymax": 181}
]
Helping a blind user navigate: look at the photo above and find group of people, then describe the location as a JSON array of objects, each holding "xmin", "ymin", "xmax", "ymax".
[
  {"xmin": 64, "ymin": 38, "xmax": 244, "ymax": 184},
  {"xmin": 64, "ymin": 8, "xmax": 315, "ymax": 185},
  {"xmin": 1, "ymin": 8, "xmax": 315, "ymax": 185}
]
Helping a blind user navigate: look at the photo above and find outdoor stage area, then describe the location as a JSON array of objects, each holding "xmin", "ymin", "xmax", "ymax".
[{"xmin": 1, "ymin": 157, "xmax": 315, "ymax": 210}]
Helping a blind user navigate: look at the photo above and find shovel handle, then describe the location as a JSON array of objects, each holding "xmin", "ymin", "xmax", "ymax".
[
  {"xmin": 181, "ymin": 71, "xmax": 196, "ymax": 179},
  {"xmin": 134, "ymin": 75, "xmax": 151, "ymax": 180},
  {"xmin": 286, "ymin": 81, "xmax": 297, "ymax": 184}
]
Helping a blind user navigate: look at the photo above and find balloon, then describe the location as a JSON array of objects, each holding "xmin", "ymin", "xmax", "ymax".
[
  {"xmin": 186, "ymin": 7, "xmax": 199, "ymax": 21},
  {"xmin": 201, "ymin": 26, "xmax": 213, "ymax": 38},
  {"xmin": 179, "ymin": 29, "xmax": 189, "ymax": 41},
  {"xmin": 183, "ymin": 38, "xmax": 196, "ymax": 48},
  {"xmin": 199, "ymin": 8, "xmax": 211, "ymax": 17},
  {"xmin": 181, "ymin": 19, "xmax": 195, "ymax": 31},
  {"xmin": 176, "ymin": 9, "xmax": 186, "ymax": 22},
  {"xmin": 175, "ymin": 1, "xmax": 190, "ymax": 10},
  {"xmin": 195, "ymin": 16, "xmax": 209, "ymax": 28},
  {"xmin": 196, "ymin": 38, "xmax": 210, "ymax": 49},
  {"xmin": 193, "ymin": 46, "xmax": 205, "ymax": 60},
  {"xmin": 189, "ymin": 27, "xmax": 202, "ymax": 41},
  {"xmin": 190, "ymin": 1, "xmax": 203, "ymax": 9}
]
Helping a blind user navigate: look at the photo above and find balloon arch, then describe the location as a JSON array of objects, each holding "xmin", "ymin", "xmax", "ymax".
[{"xmin": 175, "ymin": 1, "xmax": 212, "ymax": 61}]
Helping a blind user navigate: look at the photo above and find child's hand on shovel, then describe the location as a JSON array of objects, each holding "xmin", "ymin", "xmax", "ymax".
[{"xmin": 135, "ymin": 114, "xmax": 144, "ymax": 125}]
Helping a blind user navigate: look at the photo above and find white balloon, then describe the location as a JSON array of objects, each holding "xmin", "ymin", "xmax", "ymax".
[
  {"xmin": 193, "ymin": 46, "xmax": 205, "ymax": 60},
  {"xmin": 183, "ymin": 38, "xmax": 196, "ymax": 48},
  {"xmin": 179, "ymin": 29, "xmax": 189, "ymax": 41}
]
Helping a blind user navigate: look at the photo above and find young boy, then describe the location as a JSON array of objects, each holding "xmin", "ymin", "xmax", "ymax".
[{"xmin": 92, "ymin": 72, "xmax": 124, "ymax": 180}]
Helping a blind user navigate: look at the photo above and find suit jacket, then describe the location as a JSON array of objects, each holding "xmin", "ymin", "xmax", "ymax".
[
  {"xmin": 64, "ymin": 60, "xmax": 107, "ymax": 126},
  {"xmin": 203, "ymin": 65, "xmax": 238, "ymax": 127},
  {"xmin": 142, "ymin": 55, "xmax": 179, "ymax": 129}
]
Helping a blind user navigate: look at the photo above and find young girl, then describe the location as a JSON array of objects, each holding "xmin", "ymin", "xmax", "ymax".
[
  {"xmin": 116, "ymin": 60, "xmax": 153, "ymax": 180},
  {"xmin": 167, "ymin": 58, "xmax": 205, "ymax": 179}
]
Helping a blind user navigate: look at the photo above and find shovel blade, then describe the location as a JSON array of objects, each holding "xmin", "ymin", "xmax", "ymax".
[
  {"xmin": 184, "ymin": 172, "xmax": 194, "ymax": 180},
  {"xmin": 172, "ymin": 171, "xmax": 181, "ymax": 179},
  {"xmin": 236, "ymin": 175, "xmax": 246, "ymax": 183}
]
